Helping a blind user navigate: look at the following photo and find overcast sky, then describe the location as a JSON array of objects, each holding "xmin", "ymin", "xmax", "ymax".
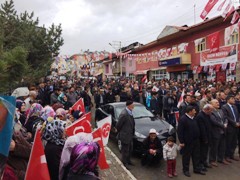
[{"xmin": 2, "ymin": 0, "xmax": 233, "ymax": 55}]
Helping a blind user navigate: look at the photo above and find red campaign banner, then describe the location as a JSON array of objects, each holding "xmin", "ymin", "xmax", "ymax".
[
  {"xmin": 200, "ymin": 45, "xmax": 237, "ymax": 66},
  {"xmin": 65, "ymin": 112, "xmax": 92, "ymax": 136},
  {"xmin": 71, "ymin": 98, "xmax": 85, "ymax": 113},
  {"xmin": 200, "ymin": 0, "xmax": 219, "ymax": 20},
  {"xmin": 25, "ymin": 129, "xmax": 50, "ymax": 180},
  {"xmin": 92, "ymin": 128, "xmax": 109, "ymax": 169},
  {"xmin": 207, "ymin": 31, "xmax": 220, "ymax": 53}
]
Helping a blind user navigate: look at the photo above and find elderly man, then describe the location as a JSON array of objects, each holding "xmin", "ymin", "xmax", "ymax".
[
  {"xmin": 195, "ymin": 104, "xmax": 213, "ymax": 171},
  {"xmin": 209, "ymin": 99, "xmax": 228, "ymax": 167},
  {"xmin": 141, "ymin": 129, "xmax": 162, "ymax": 166},
  {"xmin": 116, "ymin": 100, "xmax": 135, "ymax": 170}
]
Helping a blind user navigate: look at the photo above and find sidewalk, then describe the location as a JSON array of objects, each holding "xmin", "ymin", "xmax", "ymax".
[{"xmin": 99, "ymin": 147, "xmax": 136, "ymax": 180}]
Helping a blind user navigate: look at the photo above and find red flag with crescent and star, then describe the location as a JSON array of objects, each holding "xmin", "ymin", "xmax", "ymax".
[
  {"xmin": 65, "ymin": 112, "xmax": 92, "ymax": 136},
  {"xmin": 96, "ymin": 115, "xmax": 112, "ymax": 146}
]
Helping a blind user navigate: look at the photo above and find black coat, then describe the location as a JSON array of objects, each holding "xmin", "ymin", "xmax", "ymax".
[
  {"xmin": 195, "ymin": 111, "xmax": 212, "ymax": 144},
  {"xmin": 222, "ymin": 104, "xmax": 239, "ymax": 132},
  {"xmin": 105, "ymin": 92, "xmax": 115, "ymax": 103},
  {"xmin": 150, "ymin": 98, "xmax": 160, "ymax": 115},
  {"xmin": 132, "ymin": 90, "xmax": 140, "ymax": 102},
  {"xmin": 116, "ymin": 109, "xmax": 135, "ymax": 144},
  {"xmin": 45, "ymin": 142, "xmax": 63, "ymax": 180},
  {"xmin": 142, "ymin": 136, "xmax": 163, "ymax": 156},
  {"xmin": 177, "ymin": 114, "xmax": 200, "ymax": 145},
  {"xmin": 94, "ymin": 94, "xmax": 106, "ymax": 108}
]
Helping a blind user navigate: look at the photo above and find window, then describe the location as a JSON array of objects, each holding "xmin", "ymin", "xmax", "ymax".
[
  {"xmin": 227, "ymin": 31, "xmax": 238, "ymax": 45},
  {"xmin": 152, "ymin": 70, "xmax": 169, "ymax": 80},
  {"xmin": 129, "ymin": 73, "xmax": 135, "ymax": 80},
  {"xmin": 195, "ymin": 38, "xmax": 206, "ymax": 53}
]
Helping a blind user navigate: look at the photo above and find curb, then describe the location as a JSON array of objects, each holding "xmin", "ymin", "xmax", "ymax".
[{"xmin": 105, "ymin": 147, "xmax": 137, "ymax": 180}]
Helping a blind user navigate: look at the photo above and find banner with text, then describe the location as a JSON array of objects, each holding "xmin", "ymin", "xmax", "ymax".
[{"xmin": 200, "ymin": 45, "xmax": 237, "ymax": 66}]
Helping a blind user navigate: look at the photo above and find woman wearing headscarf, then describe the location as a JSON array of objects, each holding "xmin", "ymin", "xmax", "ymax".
[
  {"xmin": 42, "ymin": 120, "xmax": 66, "ymax": 180},
  {"xmin": 59, "ymin": 132, "xmax": 93, "ymax": 180},
  {"xmin": 16, "ymin": 100, "xmax": 27, "ymax": 125},
  {"xmin": 58, "ymin": 93, "xmax": 73, "ymax": 110},
  {"xmin": 67, "ymin": 142, "xmax": 100, "ymax": 180},
  {"xmin": 56, "ymin": 108, "xmax": 72, "ymax": 126},
  {"xmin": 24, "ymin": 103, "xmax": 43, "ymax": 141},
  {"xmin": 40, "ymin": 105, "xmax": 56, "ymax": 121}
]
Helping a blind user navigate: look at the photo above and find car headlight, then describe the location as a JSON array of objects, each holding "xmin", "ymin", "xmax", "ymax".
[
  {"xmin": 135, "ymin": 131, "xmax": 146, "ymax": 139},
  {"xmin": 168, "ymin": 124, "xmax": 175, "ymax": 135}
]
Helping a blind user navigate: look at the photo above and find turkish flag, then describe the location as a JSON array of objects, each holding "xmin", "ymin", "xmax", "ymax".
[
  {"xmin": 97, "ymin": 116, "xmax": 112, "ymax": 146},
  {"xmin": 200, "ymin": 0, "xmax": 219, "ymax": 20},
  {"xmin": 92, "ymin": 128, "xmax": 109, "ymax": 169},
  {"xmin": 217, "ymin": 0, "xmax": 226, "ymax": 11},
  {"xmin": 207, "ymin": 31, "xmax": 220, "ymax": 53},
  {"xmin": 109, "ymin": 53, "xmax": 112, "ymax": 60},
  {"xmin": 25, "ymin": 129, "xmax": 50, "ymax": 180},
  {"xmin": 177, "ymin": 90, "xmax": 185, "ymax": 108},
  {"xmin": 66, "ymin": 112, "xmax": 92, "ymax": 136},
  {"xmin": 141, "ymin": 75, "xmax": 147, "ymax": 82},
  {"xmin": 71, "ymin": 98, "xmax": 85, "ymax": 113},
  {"xmin": 224, "ymin": 5, "xmax": 235, "ymax": 21},
  {"xmin": 231, "ymin": 11, "xmax": 239, "ymax": 24}
]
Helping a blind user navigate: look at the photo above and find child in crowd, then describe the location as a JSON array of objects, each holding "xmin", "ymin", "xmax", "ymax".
[{"xmin": 163, "ymin": 136, "xmax": 180, "ymax": 178}]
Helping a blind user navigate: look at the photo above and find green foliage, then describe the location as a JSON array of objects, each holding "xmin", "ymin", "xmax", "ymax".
[{"xmin": 0, "ymin": 0, "xmax": 64, "ymax": 93}]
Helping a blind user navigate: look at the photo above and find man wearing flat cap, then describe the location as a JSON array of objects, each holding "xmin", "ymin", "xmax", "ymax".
[{"xmin": 116, "ymin": 100, "xmax": 135, "ymax": 170}]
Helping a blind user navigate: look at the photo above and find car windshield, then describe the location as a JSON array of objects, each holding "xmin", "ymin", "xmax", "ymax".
[{"xmin": 115, "ymin": 104, "xmax": 154, "ymax": 119}]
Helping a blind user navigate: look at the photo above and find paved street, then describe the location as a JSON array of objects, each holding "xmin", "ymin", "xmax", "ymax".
[{"xmin": 107, "ymin": 139, "xmax": 240, "ymax": 180}]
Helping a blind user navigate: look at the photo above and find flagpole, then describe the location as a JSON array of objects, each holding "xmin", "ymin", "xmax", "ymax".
[{"xmin": 194, "ymin": 4, "xmax": 196, "ymax": 24}]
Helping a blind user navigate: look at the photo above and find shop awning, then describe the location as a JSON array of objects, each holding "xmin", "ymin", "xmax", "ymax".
[
  {"xmin": 133, "ymin": 70, "xmax": 148, "ymax": 75},
  {"xmin": 196, "ymin": 66, "xmax": 203, "ymax": 73}
]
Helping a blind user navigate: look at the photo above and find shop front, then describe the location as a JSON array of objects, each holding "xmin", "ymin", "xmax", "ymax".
[{"xmin": 159, "ymin": 54, "xmax": 192, "ymax": 81}]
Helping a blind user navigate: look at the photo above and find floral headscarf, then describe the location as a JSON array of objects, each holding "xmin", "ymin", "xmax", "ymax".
[
  {"xmin": 56, "ymin": 108, "xmax": 67, "ymax": 120},
  {"xmin": 69, "ymin": 142, "xmax": 100, "ymax": 176},
  {"xmin": 42, "ymin": 120, "xmax": 66, "ymax": 146},
  {"xmin": 25, "ymin": 103, "xmax": 43, "ymax": 124},
  {"xmin": 41, "ymin": 106, "xmax": 56, "ymax": 121}
]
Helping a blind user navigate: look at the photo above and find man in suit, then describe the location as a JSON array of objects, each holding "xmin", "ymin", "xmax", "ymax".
[
  {"xmin": 116, "ymin": 100, "xmax": 135, "ymax": 170},
  {"xmin": 209, "ymin": 99, "xmax": 228, "ymax": 167},
  {"xmin": 179, "ymin": 94, "xmax": 191, "ymax": 117},
  {"xmin": 199, "ymin": 89, "xmax": 212, "ymax": 111},
  {"xmin": 178, "ymin": 105, "xmax": 205, "ymax": 177},
  {"xmin": 150, "ymin": 91, "xmax": 160, "ymax": 116},
  {"xmin": 196, "ymin": 104, "xmax": 213, "ymax": 171},
  {"xmin": 94, "ymin": 88, "xmax": 106, "ymax": 108},
  {"xmin": 158, "ymin": 84, "xmax": 166, "ymax": 118},
  {"xmin": 222, "ymin": 95, "xmax": 240, "ymax": 162}
]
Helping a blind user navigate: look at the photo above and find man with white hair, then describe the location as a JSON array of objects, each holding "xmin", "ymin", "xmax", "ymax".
[
  {"xmin": 209, "ymin": 99, "xmax": 228, "ymax": 167},
  {"xmin": 24, "ymin": 91, "xmax": 38, "ymax": 109},
  {"xmin": 195, "ymin": 104, "xmax": 213, "ymax": 171}
]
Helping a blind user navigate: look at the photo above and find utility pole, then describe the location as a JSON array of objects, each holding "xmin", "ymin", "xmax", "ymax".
[
  {"xmin": 194, "ymin": 4, "xmax": 196, "ymax": 25},
  {"xmin": 109, "ymin": 41, "xmax": 122, "ymax": 76}
]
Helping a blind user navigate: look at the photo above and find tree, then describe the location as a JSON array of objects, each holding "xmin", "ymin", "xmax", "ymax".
[{"xmin": 0, "ymin": 0, "xmax": 64, "ymax": 93}]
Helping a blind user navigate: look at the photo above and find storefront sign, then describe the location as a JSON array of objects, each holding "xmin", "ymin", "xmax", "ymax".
[
  {"xmin": 200, "ymin": 44, "xmax": 237, "ymax": 66},
  {"xmin": 159, "ymin": 57, "xmax": 181, "ymax": 66}
]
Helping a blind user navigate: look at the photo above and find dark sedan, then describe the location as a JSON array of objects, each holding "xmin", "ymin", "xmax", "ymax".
[{"xmin": 95, "ymin": 102, "xmax": 175, "ymax": 154}]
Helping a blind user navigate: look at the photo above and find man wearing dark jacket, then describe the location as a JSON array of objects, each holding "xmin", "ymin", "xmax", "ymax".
[
  {"xmin": 178, "ymin": 105, "xmax": 205, "ymax": 177},
  {"xmin": 116, "ymin": 100, "xmax": 135, "ymax": 170},
  {"xmin": 196, "ymin": 104, "xmax": 213, "ymax": 170},
  {"xmin": 222, "ymin": 95, "xmax": 240, "ymax": 161},
  {"xmin": 150, "ymin": 91, "xmax": 160, "ymax": 116},
  {"xmin": 141, "ymin": 129, "xmax": 162, "ymax": 166}
]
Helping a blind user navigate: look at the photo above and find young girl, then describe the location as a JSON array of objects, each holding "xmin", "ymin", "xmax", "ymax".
[{"xmin": 163, "ymin": 136, "xmax": 181, "ymax": 178}]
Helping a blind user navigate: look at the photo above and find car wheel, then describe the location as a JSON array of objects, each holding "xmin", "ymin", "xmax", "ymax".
[{"xmin": 118, "ymin": 139, "xmax": 122, "ymax": 152}]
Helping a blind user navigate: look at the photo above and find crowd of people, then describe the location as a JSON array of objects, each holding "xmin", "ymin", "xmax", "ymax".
[{"xmin": 1, "ymin": 76, "xmax": 240, "ymax": 179}]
